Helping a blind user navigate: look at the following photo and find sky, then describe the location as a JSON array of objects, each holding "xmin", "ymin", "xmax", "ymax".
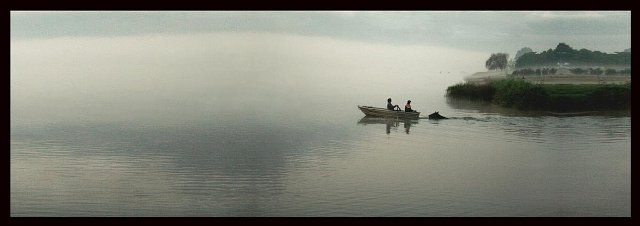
[{"xmin": 11, "ymin": 11, "xmax": 631, "ymax": 55}]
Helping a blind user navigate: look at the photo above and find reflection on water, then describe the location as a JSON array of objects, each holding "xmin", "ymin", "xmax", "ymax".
[
  {"xmin": 11, "ymin": 121, "xmax": 362, "ymax": 216},
  {"xmin": 403, "ymin": 121, "xmax": 412, "ymax": 134},
  {"xmin": 11, "ymin": 99, "xmax": 630, "ymax": 217},
  {"xmin": 357, "ymin": 117, "xmax": 418, "ymax": 134},
  {"xmin": 11, "ymin": 108, "xmax": 630, "ymax": 216},
  {"xmin": 445, "ymin": 97, "xmax": 631, "ymax": 117}
]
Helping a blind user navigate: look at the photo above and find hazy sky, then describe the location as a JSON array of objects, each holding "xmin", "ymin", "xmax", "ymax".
[{"xmin": 11, "ymin": 11, "xmax": 631, "ymax": 55}]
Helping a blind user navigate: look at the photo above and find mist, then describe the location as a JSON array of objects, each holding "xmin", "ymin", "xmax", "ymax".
[{"xmin": 11, "ymin": 32, "xmax": 487, "ymax": 125}]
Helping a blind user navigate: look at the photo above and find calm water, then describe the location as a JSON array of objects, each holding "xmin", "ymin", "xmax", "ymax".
[
  {"xmin": 11, "ymin": 33, "xmax": 630, "ymax": 216},
  {"xmin": 10, "ymin": 101, "xmax": 630, "ymax": 217}
]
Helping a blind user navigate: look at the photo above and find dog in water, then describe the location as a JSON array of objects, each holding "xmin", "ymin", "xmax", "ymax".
[{"xmin": 428, "ymin": 111, "xmax": 448, "ymax": 119}]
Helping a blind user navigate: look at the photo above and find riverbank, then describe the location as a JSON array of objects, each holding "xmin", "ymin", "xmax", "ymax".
[
  {"xmin": 446, "ymin": 79, "xmax": 630, "ymax": 111},
  {"xmin": 464, "ymin": 71, "xmax": 631, "ymax": 85}
]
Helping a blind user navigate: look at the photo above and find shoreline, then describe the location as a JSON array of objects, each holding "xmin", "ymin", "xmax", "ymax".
[
  {"xmin": 464, "ymin": 71, "xmax": 630, "ymax": 85},
  {"xmin": 446, "ymin": 79, "xmax": 630, "ymax": 111}
]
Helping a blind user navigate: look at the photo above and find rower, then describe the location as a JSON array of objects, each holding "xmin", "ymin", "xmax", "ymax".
[
  {"xmin": 404, "ymin": 100, "xmax": 415, "ymax": 112},
  {"xmin": 387, "ymin": 98, "xmax": 400, "ymax": 111}
]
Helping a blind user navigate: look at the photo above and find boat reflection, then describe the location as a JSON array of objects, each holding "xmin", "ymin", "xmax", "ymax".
[{"xmin": 357, "ymin": 117, "xmax": 419, "ymax": 134}]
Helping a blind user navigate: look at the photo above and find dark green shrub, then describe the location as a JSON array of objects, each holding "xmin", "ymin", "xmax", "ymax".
[
  {"xmin": 446, "ymin": 79, "xmax": 629, "ymax": 111},
  {"xmin": 446, "ymin": 83, "xmax": 495, "ymax": 101},
  {"xmin": 587, "ymin": 84, "xmax": 630, "ymax": 109},
  {"xmin": 492, "ymin": 79, "xmax": 548, "ymax": 109}
]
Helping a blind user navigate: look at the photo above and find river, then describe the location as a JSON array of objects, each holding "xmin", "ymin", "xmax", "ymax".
[{"xmin": 10, "ymin": 33, "xmax": 630, "ymax": 216}]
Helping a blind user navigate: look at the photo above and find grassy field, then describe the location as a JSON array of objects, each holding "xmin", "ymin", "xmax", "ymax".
[{"xmin": 446, "ymin": 79, "xmax": 630, "ymax": 111}]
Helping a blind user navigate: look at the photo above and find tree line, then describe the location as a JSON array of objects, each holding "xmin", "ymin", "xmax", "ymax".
[{"xmin": 514, "ymin": 43, "xmax": 630, "ymax": 68}]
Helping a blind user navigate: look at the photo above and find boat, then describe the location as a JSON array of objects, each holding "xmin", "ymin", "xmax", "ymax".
[{"xmin": 357, "ymin": 105, "xmax": 420, "ymax": 119}]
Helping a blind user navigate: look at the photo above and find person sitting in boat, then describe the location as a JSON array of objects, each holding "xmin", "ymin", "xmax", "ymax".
[
  {"xmin": 405, "ymin": 100, "xmax": 415, "ymax": 112},
  {"xmin": 387, "ymin": 98, "xmax": 401, "ymax": 111}
]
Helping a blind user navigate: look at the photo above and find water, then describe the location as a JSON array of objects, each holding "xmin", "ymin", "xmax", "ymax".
[{"xmin": 10, "ymin": 33, "xmax": 630, "ymax": 216}]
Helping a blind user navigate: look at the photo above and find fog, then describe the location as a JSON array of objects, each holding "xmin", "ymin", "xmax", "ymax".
[{"xmin": 11, "ymin": 32, "xmax": 486, "ymax": 125}]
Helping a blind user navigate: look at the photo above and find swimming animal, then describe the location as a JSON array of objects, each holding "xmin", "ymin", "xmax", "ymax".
[{"xmin": 428, "ymin": 111, "xmax": 448, "ymax": 120}]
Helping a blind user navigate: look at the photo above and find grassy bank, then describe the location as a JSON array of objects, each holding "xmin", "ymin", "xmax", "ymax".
[{"xmin": 446, "ymin": 79, "xmax": 630, "ymax": 111}]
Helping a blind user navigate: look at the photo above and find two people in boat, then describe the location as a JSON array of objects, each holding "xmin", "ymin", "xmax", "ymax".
[{"xmin": 387, "ymin": 98, "xmax": 415, "ymax": 112}]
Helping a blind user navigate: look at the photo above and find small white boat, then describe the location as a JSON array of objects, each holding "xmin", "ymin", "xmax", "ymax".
[{"xmin": 357, "ymin": 105, "xmax": 420, "ymax": 119}]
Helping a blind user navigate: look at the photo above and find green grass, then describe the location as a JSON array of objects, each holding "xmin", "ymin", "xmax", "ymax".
[{"xmin": 446, "ymin": 79, "xmax": 630, "ymax": 111}]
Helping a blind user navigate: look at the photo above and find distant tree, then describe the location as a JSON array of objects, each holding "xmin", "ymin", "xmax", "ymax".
[
  {"xmin": 506, "ymin": 59, "xmax": 516, "ymax": 71},
  {"xmin": 624, "ymin": 48, "xmax": 631, "ymax": 53},
  {"xmin": 554, "ymin": 43, "xmax": 574, "ymax": 53},
  {"xmin": 485, "ymin": 53, "xmax": 509, "ymax": 71},
  {"xmin": 514, "ymin": 47, "xmax": 533, "ymax": 60},
  {"xmin": 541, "ymin": 68, "xmax": 548, "ymax": 75},
  {"xmin": 592, "ymin": 68, "xmax": 603, "ymax": 75}
]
